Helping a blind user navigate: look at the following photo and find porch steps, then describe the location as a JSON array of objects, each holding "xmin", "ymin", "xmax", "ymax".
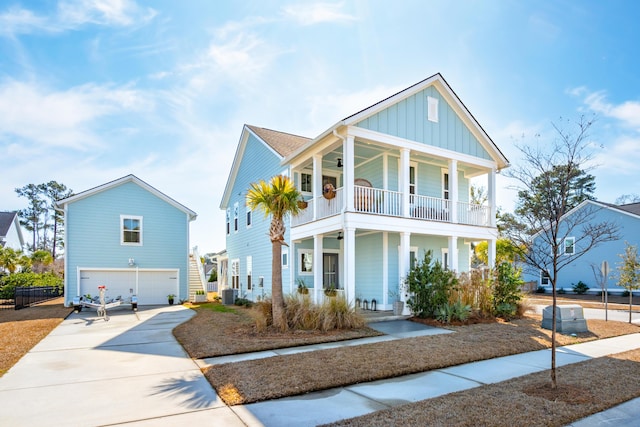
[{"xmin": 188, "ymin": 255, "xmax": 206, "ymax": 301}]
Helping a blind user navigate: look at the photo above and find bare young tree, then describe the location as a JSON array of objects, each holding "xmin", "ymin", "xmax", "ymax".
[{"xmin": 503, "ymin": 115, "xmax": 619, "ymax": 389}]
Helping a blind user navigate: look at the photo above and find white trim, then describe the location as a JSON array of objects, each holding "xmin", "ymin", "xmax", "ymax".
[
  {"xmin": 298, "ymin": 248, "xmax": 314, "ymax": 275},
  {"xmin": 77, "ymin": 267, "xmax": 180, "ymax": 301},
  {"xmin": 282, "ymin": 247, "xmax": 289, "ymax": 269},
  {"xmin": 427, "ymin": 96, "xmax": 439, "ymax": 122},
  {"xmin": 120, "ymin": 215, "xmax": 143, "ymax": 246},
  {"xmin": 57, "ymin": 174, "xmax": 196, "ymax": 220},
  {"xmin": 441, "ymin": 169, "xmax": 450, "ymax": 200},
  {"xmin": 231, "ymin": 258, "xmax": 240, "ymax": 290}
]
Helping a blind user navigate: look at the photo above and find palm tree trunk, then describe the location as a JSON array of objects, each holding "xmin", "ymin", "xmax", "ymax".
[{"xmin": 271, "ymin": 240, "xmax": 287, "ymax": 331}]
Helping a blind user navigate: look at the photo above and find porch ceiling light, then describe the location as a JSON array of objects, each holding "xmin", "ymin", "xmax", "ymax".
[{"xmin": 337, "ymin": 158, "xmax": 343, "ymax": 168}]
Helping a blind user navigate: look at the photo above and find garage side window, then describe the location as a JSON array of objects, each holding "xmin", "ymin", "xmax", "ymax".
[{"xmin": 121, "ymin": 215, "xmax": 143, "ymax": 246}]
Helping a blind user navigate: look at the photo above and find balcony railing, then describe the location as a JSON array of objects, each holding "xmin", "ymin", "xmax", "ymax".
[{"xmin": 291, "ymin": 185, "xmax": 490, "ymax": 227}]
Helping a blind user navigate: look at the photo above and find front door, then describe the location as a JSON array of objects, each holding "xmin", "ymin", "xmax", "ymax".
[{"xmin": 323, "ymin": 253, "xmax": 339, "ymax": 289}]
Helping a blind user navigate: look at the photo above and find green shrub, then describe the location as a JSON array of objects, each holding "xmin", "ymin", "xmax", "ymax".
[
  {"xmin": 234, "ymin": 297, "xmax": 253, "ymax": 307},
  {"xmin": 622, "ymin": 289, "xmax": 630, "ymax": 297},
  {"xmin": 455, "ymin": 269, "xmax": 492, "ymax": 317},
  {"xmin": 572, "ymin": 281, "xmax": 589, "ymax": 294},
  {"xmin": 558, "ymin": 288, "xmax": 566, "ymax": 294},
  {"xmin": 0, "ymin": 272, "xmax": 62, "ymax": 299},
  {"xmin": 492, "ymin": 262, "xmax": 523, "ymax": 317},
  {"xmin": 404, "ymin": 250, "xmax": 458, "ymax": 318},
  {"xmin": 536, "ymin": 286, "xmax": 546, "ymax": 294},
  {"xmin": 495, "ymin": 302, "xmax": 517, "ymax": 319}
]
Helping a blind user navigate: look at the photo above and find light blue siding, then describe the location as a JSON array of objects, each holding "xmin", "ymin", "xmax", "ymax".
[
  {"xmin": 525, "ymin": 204, "xmax": 640, "ymax": 293},
  {"xmin": 225, "ymin": 133, "xmax": 289, "ymax": 299},
  {"xmin": 355, "ymin": 233, "xmax": 384, "ymax": 303},
  {"xmin": 355, "ymin": 86, "xmax": 491, "ymax": 160},
  {"xmin": 65, "ymin": 181, "xmax": 189, "ymax": 304}
]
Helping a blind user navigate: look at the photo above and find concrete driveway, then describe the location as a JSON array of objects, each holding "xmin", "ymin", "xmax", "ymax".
[{"xmin": 0, "ymin": 305, "xmax": 253, "ymax": 427}]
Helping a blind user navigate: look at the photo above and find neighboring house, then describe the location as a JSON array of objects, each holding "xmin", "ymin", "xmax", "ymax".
[
  {"xmin": 0, "ymin": 211, "xmax": 25, "ymax": 252},
  {"xmin": 220, "ymin": 73, "xmax": 509, "ymax": 310},
  {"xmin": 57, "ymin": 175, "xmax": 198, "ymax": 306},
  {"xmin": 529, "ymin": 200, "xmax": 640, "ymax": 293}
]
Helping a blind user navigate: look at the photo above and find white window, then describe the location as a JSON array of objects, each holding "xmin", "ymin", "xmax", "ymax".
[
  {"xmin": 300, "ymin": 172, "xmax": 312, "ymax": 193},
  {"xmin": 323, "ymin": 175, "xmax": 337, "ymax": 189},
  {"xmin": 441, "ymin": 248, "xmax": 449, "ymax": 270},
  {"xmin": 442, "ymin": 170, "xmax": 450, "ymax": 200},
  {"xmin": 427, "ymin": 96, "xmax": 439, "ymax": 123},
  {"xmin": 246, "ymin": 205, "xmax": 252, "ymax": 228},
  {"xmin": 282, "ymin": 248, "xmax": 289, "ymax": 269},
  {"xmin": 246, "ymin": 256, "xmax": 252, "ymax": 290},
  {"xmin": 120, "ymin": 215, "xmax": 142, "ymax": 246},
  {"xmin": 564, "ymin": 237, "xmax": 575, "ymax": 255},
  {"xmin": 226, "ymin": 209, "xmax": 230, "ymax": 235},
  {"xmin": 233, "ymin": 202, "xmax": 239, "ymax": 232},
  {"xmin": 540, "ymin": 270, "xmax": 550, "ymax": 285},
  {"xmin": 299, "ymin": 249, "xmax": 313, "ymax": 274},
  {"xmin": 409, "ymin": 163, "xmax": 417, "ymax": 197},
  {"xmin": 231, "ymin": 259, "xmax": 239, "ymax": 289}
]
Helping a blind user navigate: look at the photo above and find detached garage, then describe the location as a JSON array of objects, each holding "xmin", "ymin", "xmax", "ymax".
[
  {"xmin": 58, "ymin": 175, "xmax": 197, "ymax": 307},
  {"xmin": 78, "ymin": 269, "xmax": 179, "ymax": 305}
]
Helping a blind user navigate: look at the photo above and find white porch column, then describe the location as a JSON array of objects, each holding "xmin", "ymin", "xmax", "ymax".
[
  {"xmin": 313, "ymin": 234, "xmax": 323, "ymax": 304},
  {"xmin": 488, "ymin": 168, "xmax": 497, "ymax": 227},
  {"xmin": 400, "ymin": 148, "xmax": 410, "ymax": 217},
  {"xmin": 382, "ymin": 232, "xmax": 388, "ymax": 305},
  {"xmin": 399, "ymin": 231, "xmax": 410, "ymax": 314},
  {"xmin": 345, "ymin": 227, "xmax": 356, "ymax": 304},
  {"xmin": 449, "ymin": 159, "xmax": 458, "ymax": 223},
  {"xmin": 313, "ymin": 154, "xmax": 322, "ymax": 221},
  {"xmin": 488, "ymin": 238, "xmax": 496, "ymax": 269},
  {"xmin": 448, "ymin": 236, "xmax": 459, "ymax": 272},
  {"xmin": 289, "ymin": 240, "xmax": 296, "ymax": 294},
  {"xmin": 344, "ymin": 135, "xmax": 355, "ymax": 212}
]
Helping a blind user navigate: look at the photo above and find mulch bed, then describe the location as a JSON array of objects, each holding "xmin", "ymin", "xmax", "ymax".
[{"xmin": 197, "ymin": 312, "xmax": 640, "ymax": 405}]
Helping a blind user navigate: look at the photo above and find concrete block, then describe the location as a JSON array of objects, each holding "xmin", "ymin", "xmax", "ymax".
[{"xmin": 541, "ymin": 304, "xmax": 588, "ymax": 333}]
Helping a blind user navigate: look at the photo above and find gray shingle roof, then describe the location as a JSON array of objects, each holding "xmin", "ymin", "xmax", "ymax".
[{"xmin": 0, "ymin": 211, "xmax": 18, "ymax": 237}]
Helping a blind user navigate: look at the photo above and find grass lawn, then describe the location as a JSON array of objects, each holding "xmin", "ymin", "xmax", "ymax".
[
  {"xmin": 0, "ymin": 298, "xmax": 72, "ymax": 376},
  {"xmin": 176, "ymin": 300, "xmax": 640, "ymax": 426}
]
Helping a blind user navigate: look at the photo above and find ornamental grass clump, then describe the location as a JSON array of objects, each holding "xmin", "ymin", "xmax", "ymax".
[{"xmin": 251, "ymin": 294, "xmax": 365, "ymax": 332}]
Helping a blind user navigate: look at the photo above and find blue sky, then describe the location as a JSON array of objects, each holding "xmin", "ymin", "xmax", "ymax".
[{"xmin": 2, "ymin": 0, "xmax": 640, "ymax": 253}]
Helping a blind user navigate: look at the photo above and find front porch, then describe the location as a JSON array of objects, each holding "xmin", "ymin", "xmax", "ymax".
[{"xmin": 292, "ymin": 185, "xmax": 491, "ymax": 227}]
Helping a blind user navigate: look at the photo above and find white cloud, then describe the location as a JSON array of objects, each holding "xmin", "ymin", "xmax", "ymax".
[
  {"xmin": 0, "ymin": 0, "xmax": 156, "ymax": 36},
  {"xmin": 0, "ymin": 80, "xmax": 152, "ymax": 150},
  {"xmin": 572, "ymin": 88, "xmax": 640, "ymax": 131},
  {"xmin": 282, "ymin": 2, "xmax": 357, "ymax": 25}
]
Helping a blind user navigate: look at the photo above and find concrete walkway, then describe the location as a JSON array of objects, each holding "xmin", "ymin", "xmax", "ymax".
[
  {"xmin": 1, "ymin": 306, "xmax": 639, "ymax": 426},
  {"xmin": 0, "ymin": 305, "xmax": 247, "ymax": 427}
]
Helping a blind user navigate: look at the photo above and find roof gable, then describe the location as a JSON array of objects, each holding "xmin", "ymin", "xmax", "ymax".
[
  {"xmin": 220, "ymin": 125, "xmax": 310, "ymax": 209},
  {"xmin": 0, "ymin": 211, "xmax": 18, "ymax": 237},
  {"xmin": 56, "ymin": 175, "xmax": 197, "ymax": 220}
]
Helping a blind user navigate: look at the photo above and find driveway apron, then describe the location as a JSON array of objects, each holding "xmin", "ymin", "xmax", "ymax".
[{"xmin": 0, "ymin": 305, "xmax": 246, "ymax": 427}]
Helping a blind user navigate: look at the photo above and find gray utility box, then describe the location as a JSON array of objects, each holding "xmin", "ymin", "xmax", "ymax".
[
  {"xmin": 221, "ymin": 288, "xmax": 237, "ymax": 305},
  {"xmin": 541, "ymin": 304, "xmax": 588, "ymax": 333}
]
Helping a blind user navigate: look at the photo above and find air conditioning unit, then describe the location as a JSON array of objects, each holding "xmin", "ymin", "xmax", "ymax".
[{"xmin": 221, "ymin": 288, "xmax": 237, "ymax": 305}]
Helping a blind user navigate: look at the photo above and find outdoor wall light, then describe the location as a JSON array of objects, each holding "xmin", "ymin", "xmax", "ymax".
[
  {"xmin": 337, "ymin": 232, "xmax": 343, "ymax": 240},
  {"xmin": 128, "ymin": 258, "xmax": 135, "ymax": 266},
  {"xmin": 337, "ymin": 158, "xmax": 343, "ymax": 168}
]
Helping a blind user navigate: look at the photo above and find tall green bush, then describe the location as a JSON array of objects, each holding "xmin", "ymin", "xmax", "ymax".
[
  {"xmin": 0, "ymin": 272, "xmax": 63, "ymax": 299},
  {"xmin": 491, "ymin": 262, "xmax": 523, "ymax": 318},
  {"xmin": 404, "ymin": 250, "xmax": 458, "ymax": 318}
]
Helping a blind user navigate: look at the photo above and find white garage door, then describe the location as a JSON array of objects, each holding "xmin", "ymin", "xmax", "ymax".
[
  {"xmin": 79, "ymin": 269, "xmax": 179, "ymax": 305},
  {"xmin": 137, "ymin": 270, "xmax": 179, "ymax": 305},
  {"xmin": 79, "ymin": 270, "xmax": 136, "ymax": 302}
]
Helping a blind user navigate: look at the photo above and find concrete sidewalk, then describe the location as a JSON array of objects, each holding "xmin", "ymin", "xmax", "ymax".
[
  {"xmin": 236, "ymin": 330, "xmax": 640, "ymax": 426},
  {"xmin": 1, "ymin": 306, "xmax": 639, "ymax": 426}
]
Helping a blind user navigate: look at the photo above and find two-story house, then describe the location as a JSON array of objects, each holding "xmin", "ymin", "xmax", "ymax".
[{"xmin": 220, "ymin": 73, "xmax": 509, "ymax": 311}]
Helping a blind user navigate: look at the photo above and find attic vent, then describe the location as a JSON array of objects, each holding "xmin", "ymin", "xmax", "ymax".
[{"xmin": 427, "ymin": 96, "xmax": 439, "ymax": 123}]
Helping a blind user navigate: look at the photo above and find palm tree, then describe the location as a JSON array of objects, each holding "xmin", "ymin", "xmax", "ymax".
[{"xmin": 246, "ymin": 175, "xmax": 302, "ymax": 331}]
